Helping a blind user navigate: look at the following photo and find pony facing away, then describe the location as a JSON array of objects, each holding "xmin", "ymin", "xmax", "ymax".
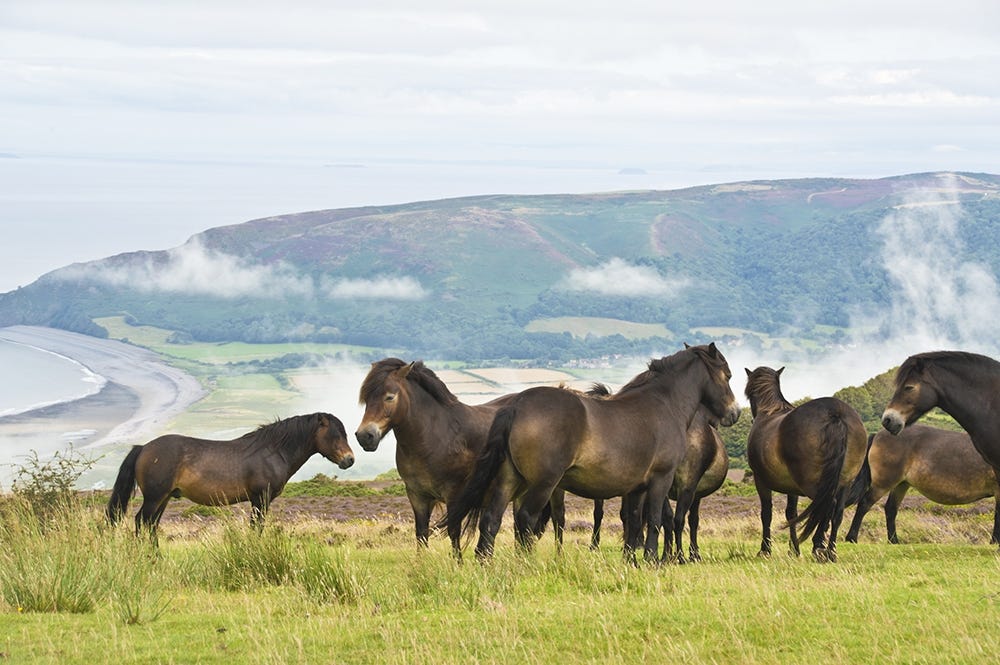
[
  {"xmin": 882, "ymin": 351, "xmax": 1000, "ymax": 484},
  {"xmin": 744, "ymin": 367, "xmax": 867, "ymax": 562},
  {"xmin": 447, "ymin": 343, "xmax": 740, "ymax": 563},
  {"xmin": 846, "ymin": 424, "xmax": 1000, "ymax": 544},
  {"xmin": 106, "ymin": 413, "xmax": 355, "ymax": 539}
]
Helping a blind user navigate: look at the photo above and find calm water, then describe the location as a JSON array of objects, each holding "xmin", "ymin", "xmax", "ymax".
[{"xmin": 0, "ymin": 339, "xmax": 105, "ymax": 418}]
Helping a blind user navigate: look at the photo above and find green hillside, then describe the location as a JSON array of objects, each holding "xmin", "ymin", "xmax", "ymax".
[{"xmin": 1, "ymin": 172, "xmax": 998, "ymax": 362}]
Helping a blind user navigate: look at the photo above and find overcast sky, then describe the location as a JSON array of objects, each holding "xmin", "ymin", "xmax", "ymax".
[{"xmin": 1, "ymin": 0, "xmax": 999, "ymax": 291}]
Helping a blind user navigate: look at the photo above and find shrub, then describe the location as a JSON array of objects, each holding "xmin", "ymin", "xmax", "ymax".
[{"xmin": 8, "ymin": 446, "xmax": 98, "ymax": 522}]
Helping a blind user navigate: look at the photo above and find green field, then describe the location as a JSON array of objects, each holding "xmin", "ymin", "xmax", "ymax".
[{"xmin": 2, "ymin": 492, "xmax": 998, "ymax": 664}]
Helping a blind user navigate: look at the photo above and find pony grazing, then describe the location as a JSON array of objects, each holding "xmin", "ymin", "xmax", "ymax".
[
  {"xmin": 447, "ymin": 343, "xmax": 740, "ymax": 563},
  {"xmin": 744, "ymin": 367, "xmax": 867, "ymax": 562},
  {"xmin": 846, "ymin": 424, "xmax": 1000, "ymax": 544},
  {"xmin": 106, "ymin": 412, "xmax": 354, "ymax": 539},
  {"xmin": 882, "ymin": 351, "xmax": 1000, "ymax": 474}
]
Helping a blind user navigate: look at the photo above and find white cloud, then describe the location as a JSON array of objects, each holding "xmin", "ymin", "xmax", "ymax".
[
  {"xmin": 58, "ymin": 238, "xmax": 314, "ymax": 299},
  {"xmin": 560, "ymin": 258, "xmax": 688, "ymax": 297},
  {"xmin": 323, "ymin": 276, "xmax": 428, "ymax": 300}
]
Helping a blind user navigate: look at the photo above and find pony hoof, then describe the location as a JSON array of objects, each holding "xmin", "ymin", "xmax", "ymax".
[
  {"xmin": 812, "ymin": 548, "xmax": 835, "ymax": 563},
  {"xmin": 756, "ymin": 550, "xmax": 771, "ymax": 559}
]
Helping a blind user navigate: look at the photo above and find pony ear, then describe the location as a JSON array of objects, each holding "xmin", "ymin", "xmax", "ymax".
[
  {"xmin": 776, "ymin": 367, "xmax": 785, "ymax": 376},
  {"xmin": 684, "ymin": 342, "xmax": 691, "ymax": 349},
  {"xmin": 745, "ymin": 367, "xmax": 752, "ymax": 377},
  {"xmin": 708, "ymin": 342, "xmax": 718, "ymax": 355},
  {"xmin": 398, "ymin": 362, "xmax": 416, "ymax": 379}
]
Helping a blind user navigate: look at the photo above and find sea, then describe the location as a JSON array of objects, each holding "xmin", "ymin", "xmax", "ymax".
[{"xmin": 0, "ymin": 338, "xmax": 105, "ymax": 419}]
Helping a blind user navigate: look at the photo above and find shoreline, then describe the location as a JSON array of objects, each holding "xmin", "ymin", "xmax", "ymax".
[{"xmin": 0, "ymin": 325, "xmax": 206, "ymax": 481}]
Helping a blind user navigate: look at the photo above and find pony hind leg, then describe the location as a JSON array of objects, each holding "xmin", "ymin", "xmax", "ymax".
[
  {"xmin": 670, "ymin": 488, "xmax": 697, "ymax": 565},
  {"xmin": 474, "ymin": 463, "xmax": 520, "ymax": 560},
  {"xmin": 785, "ymin": 494, "xmax": 801, "ymax": 557},
  {"xmin": 135, "ymin": 494, "xmax": 171, "ymax": 546},
  {"xmin": 821, "ymin": 488, "xmax": 849, "ymax": 563},
  {"xmin": 687, "ymin": 496, "xmax": 703, "ymax": 562},
  {"xmin": 513, "ymin": 483, "xmax": 560, "ymax": 552},
  {"xmin": 884, "ymin": 484, "xmax": 909, "ymax": 544},
  {"xmin": 846, "ymin": 487, "xmax": 882, "ymax": 543}
]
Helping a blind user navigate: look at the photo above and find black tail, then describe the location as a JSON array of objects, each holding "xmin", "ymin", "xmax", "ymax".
[
  {"xmin": 440, "ymin": 403, "xmax": 517, "ymax": 542},
  {"xmin": 788, "ymin": 415, "xmax": 849, "ymax": 545},
  {"xmin": 106, "ymin": 445, "xmax": 142, "ymax": 524},
  {"xmin": 844, "ymin": 433, "xmax": 875, "ymax": 507}
]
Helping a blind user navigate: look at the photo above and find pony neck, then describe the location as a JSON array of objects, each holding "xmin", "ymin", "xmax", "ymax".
[
  {"xmin": 925, "ymin": 357, "xmax": 998, "ymax": 437},
  {"xmin": 748, "ymin": 381, "xmax": 792, "ymax": 418}
]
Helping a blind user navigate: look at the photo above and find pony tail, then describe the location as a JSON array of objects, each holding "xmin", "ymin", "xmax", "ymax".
[
  {"xmin": 788, "ymin": 415, "xmax": 849, "ymax": 544},
  {"xmin": 441, "ymin": 403, "xmax": 518, "ymax": 542},
  {"xmin": 106, "ymin": 446, "xmax": 143, "ymax": 524},
  {"xmin": 844, "ymin": 433, "xmax": 875, "ymax": 507}
]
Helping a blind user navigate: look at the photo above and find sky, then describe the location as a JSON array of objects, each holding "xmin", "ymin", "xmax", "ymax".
[{"xmin": 1, "ymin": 1, "xmax": 999, "ymax": 293}]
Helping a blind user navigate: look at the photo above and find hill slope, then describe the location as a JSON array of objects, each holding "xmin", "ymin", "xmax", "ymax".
[{"xmin": 2, "ymin": 172, "xmax": 998, "ymax": 361}]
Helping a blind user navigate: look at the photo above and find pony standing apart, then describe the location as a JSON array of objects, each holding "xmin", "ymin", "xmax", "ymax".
[
  {"xmin": 106, "ymin": 412, "xmax": 355, "ymax": 540},
  {"xmin": 744, "ymin": 367, "xmax": 867, "ymax": 562}
]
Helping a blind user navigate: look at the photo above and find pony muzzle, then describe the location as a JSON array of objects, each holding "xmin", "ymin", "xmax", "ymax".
[
  {"xmin": 337, "ymin": 453, "xmax": 356, "ymax": 469},
  {"xmin": 881, "ymin": 409, "xmax": 905, "ymax": 435},
  {"xmin": 355, "ymin": 424, "xmax": 384, "ymax": 452}
]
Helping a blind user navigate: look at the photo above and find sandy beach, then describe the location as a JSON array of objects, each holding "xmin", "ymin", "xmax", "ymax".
[{"xmin": 0, "ymin": 325, "xmax": 206, "ymax": 484}]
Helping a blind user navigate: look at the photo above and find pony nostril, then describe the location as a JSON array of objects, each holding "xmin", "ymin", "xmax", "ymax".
[{"xmin": 340, "ymin": 454, "xmax": 355, "ymax": 469}]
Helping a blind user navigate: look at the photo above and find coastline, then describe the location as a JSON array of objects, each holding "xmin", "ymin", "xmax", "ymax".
[{"xmin": 0, "ymin": 325, "xmax": 206, "ymax": 483}]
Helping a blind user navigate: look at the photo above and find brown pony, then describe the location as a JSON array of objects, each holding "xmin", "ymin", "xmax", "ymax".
[
  {"xmin": 589, "ymin": 383, "xmax": 728, "ymax": 562},
  {"xmin": 106, "ymin": 412, "xmax": 354, "ymax": 539},
  {"xmin": 358, "ymin": 359, "xmax": 585, "ymax": 554},
  {"xmin": 744, "ymin": 367, "xmax": 867, "ymax": 562},
  {"xmin": 882, "ymin": 351, "xmax": 1000, "ymax": 505},
  {"xmin": 447, "ymin": 343, "xmax": 740, "ymax": 563},
  {"xmin": 846, "ymin": 424, "xmax": 1000, "ymax": 544}
]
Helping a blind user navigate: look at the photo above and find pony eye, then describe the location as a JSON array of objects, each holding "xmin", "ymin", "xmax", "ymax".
[{"xmin": 385, "ymin": 394, "xmax": 396, "ymax": 402}]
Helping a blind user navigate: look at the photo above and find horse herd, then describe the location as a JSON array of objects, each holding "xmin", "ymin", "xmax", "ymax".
[{"xmin": 106, "ymin": 344, "xmax": 1000, "ymax": 563}]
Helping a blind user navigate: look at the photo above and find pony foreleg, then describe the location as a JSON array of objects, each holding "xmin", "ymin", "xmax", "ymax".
[
  {"xmin": 620, "ymin": 491, "xmax": 644, "ymax": 566},
  {"xmin": 406, "ymin": 490, "xmax": 434, "ymax": 548},
  {"xmin": 660, "ymin": 497, "xmax": 676, "ymax": 563},
  {"xmin": 642, "ymin": 477, "xmax": 672, "ymax": 564},
  {"xmin": 591, "ymin": 499, "xmax": 604, "ymax": 550},
  {"xmin": 755, "ymin": 480, "xmax": 774, "ymax": 558}
]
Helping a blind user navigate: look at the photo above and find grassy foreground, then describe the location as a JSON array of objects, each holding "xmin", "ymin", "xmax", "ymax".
[{"xmin": 1, "ymin": 495, "xmax": 999, "ymax": 665}]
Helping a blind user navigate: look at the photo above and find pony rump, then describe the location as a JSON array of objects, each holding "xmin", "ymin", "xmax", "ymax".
[
  {"xmin": 442, "ymin": 402, "xmax": 518, "ymax": 543},
  {"xmin": 786, "ymin": 414, "xmax": 849, "ymax": 544}
]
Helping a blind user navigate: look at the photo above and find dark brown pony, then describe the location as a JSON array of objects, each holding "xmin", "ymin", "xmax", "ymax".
[
  {"xmin": 846, "ymin": 424, "xmax": 1000, "ymax": 544},
  {"xmin": 106, "ymin": 412, "xmax": 354, "ymax": 538},
  {"xmin": 881, "ymin": 350, "xmax": 1000, "ymax": 548},
  {"xmin": 589, "ymin": 383, "xmax": 728, "ymax": 562},
  {"xmin": 744, "ymin": 367, "xmax": 867, "ymax": 562},
  {"xmin": 356, "ymin": 359, "xmax": 528, "ymax": 553},
  {"xmin": 447, "ymin": 343, "xmax": 740, "ymax": 562}
]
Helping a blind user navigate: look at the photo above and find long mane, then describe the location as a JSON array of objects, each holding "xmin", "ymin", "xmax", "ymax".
[
  {"xmin": 744, "ymin": 367, "xmax": 792, "ymax": 417},
  {"xmin": 359, "ymin": 358, "xmax": 460, "ymax": 407},
  {"xmin": 895, "ymin": 351, "xmax": 1000, "ymax": 389},
  {"xmin": 241, "ymin": 412, "xmax": 338, "ymax": 454},
  {"xmin": 617, "ymin": 349, "xmax": 695, "ymax": 396}
]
